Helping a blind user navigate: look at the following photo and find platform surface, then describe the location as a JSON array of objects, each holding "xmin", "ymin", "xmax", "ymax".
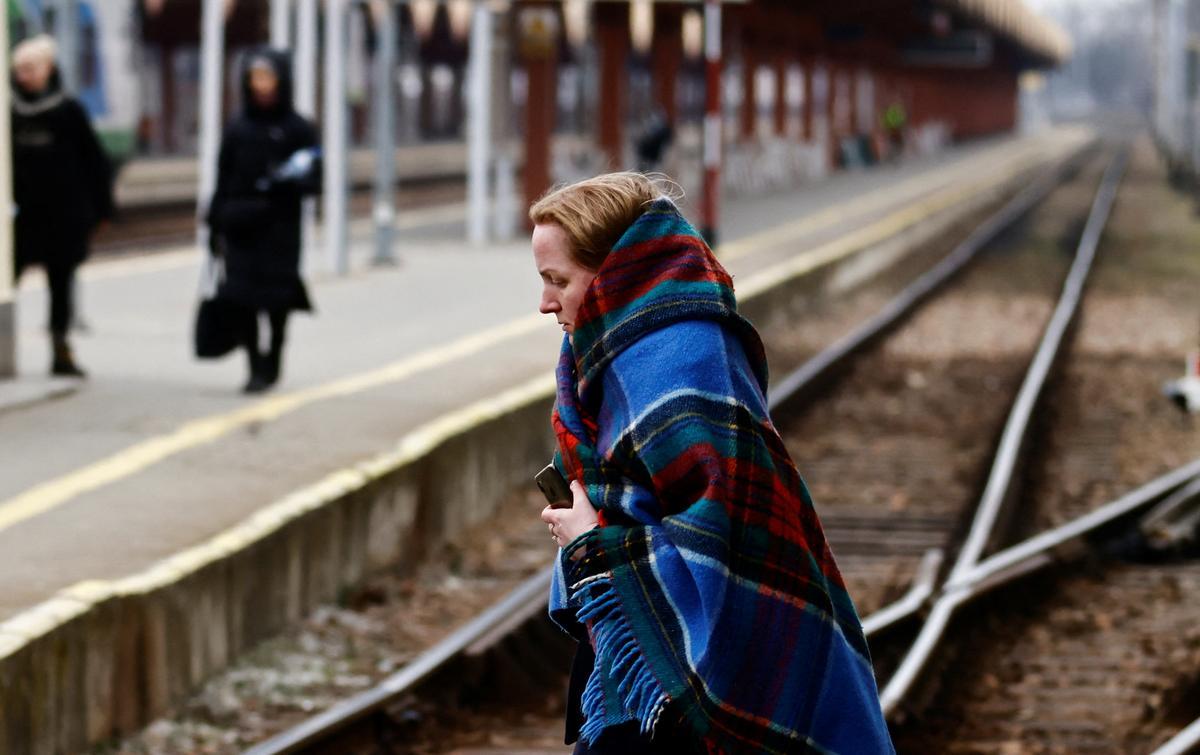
[{"xmin": 0, "ymin": 129, "xmax": 1083, "ymax": 622}]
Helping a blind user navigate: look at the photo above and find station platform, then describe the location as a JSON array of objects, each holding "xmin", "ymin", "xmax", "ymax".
[{"xmin": 0, "ymin": 127, "xmax": 1091, "ymax": 752}]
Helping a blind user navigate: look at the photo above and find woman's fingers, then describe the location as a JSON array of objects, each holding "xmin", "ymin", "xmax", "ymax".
[
  {"xmin": 540, "ymin": 505, "xmax": 558, "ymax": 525},
  {"xmin": 570, "ymin": 480, "xmax": 596, "ymax": 513}
]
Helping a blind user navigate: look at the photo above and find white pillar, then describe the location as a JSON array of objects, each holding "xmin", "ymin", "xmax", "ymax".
[
  {"xmin": 0, "ymin": 0, "xmax": 14, "ymax": 377},
  {"xmin": 296, "ymin": 0, "xmax": 318, "ymax": 272},
  {"xmin": 371, "ymin": 0, "xmax": 397, "ymax": 265},
  {"xmin": 324, "ymin": 0, "xmax": 349, "ymax": 275},
  {"xmin": 466, "ymin": 3, "xmax": 493, "ymax": 244},
  {"xmin": 197, "ymin": 0, "xmax": 226, "ymax": 247},
  {"xmin": 270, "ymin": 0, "xmax": 291, "ymax": 49},
  {"xmin": 295, "ymin": 0, "xmax": 318, "ymax": 116}
]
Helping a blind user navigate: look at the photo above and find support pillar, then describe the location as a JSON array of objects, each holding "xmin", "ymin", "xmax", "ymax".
[
  {"xmin": 701, "ymin": 0, "xmax": 721, "ymax": 246},
  {"xmin": 466, "ymin": 2, "xmax": 493, "ymax": 244},
  {"xmin": 520, "ymin": 5, "xmax": 558, "ymax": 226},
  {"xmin": 296, "ymin": 0, "xmax": 318, "ymax": 272},
  {"xmin": 802, "ymin": 59, "xmax": 814, "ymax": 142},
  {"xmin": 651, "ymin": 3, "xmax": 682, "ymax": 124},
  {"xmin": 270, "ymin": 0, "xmax": 290, "ymax": 49},
  {"xmin": 197, "ymin": 0, "xmax": 226, "ymax": 248},
  {"xmin": 372, "ymin": 0, "xmax": 398, "ymax": 263},
  {"xmin": 774, "ymin": 50, "xmax": 787, "ymax": 137},
  {"xmin": 597, "ymin": 2, "xmax": 629, "ymax": 167},
  {"xmin": 0, "ymin": 1, "xmax": 13, "ymax": 378},
  {"xmin": 740, "ymin": 46, "xmax": 756, "ymax": 141},
  {"xmin": 324, "ymin": 0, "xmax": 349, "ymax": 274}
]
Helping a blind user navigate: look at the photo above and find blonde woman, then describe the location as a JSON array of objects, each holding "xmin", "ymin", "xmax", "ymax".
[
  {"xmin": 10, "ymin": 35, "xmax": 113, "ymax": 376},
  {"xmin": 532, "ymin": 173, "xmax": 893, "ymax": 754}
]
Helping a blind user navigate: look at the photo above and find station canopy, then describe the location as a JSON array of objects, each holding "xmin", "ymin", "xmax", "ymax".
[{"xmin": 940, "ymin": 0, "xmax": 1071, "ymax": 65}]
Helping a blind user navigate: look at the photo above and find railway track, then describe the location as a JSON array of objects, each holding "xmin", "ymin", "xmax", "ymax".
[{"xmin": 233, "ymin": 144, "xmax": 1200, "ymax": 754}]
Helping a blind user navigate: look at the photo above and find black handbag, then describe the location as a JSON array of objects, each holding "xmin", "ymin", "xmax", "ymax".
[{"xmin": 193, "ymin": 256, "xmax": 239, "ymax": 359}]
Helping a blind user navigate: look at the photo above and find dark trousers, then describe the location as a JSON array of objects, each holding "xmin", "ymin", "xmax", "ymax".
[
  {"xmin": 240, "ymin": 308, "xmax": 289, "ymax": 380},
  {"xmin": 14, "ymin": 260, "xmax": 76, "ymax": 337}
]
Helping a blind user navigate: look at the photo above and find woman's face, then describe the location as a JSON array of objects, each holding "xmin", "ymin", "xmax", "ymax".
[
  {"xmin": 533, "ymin": 223, "xmax": 595, "ymax": 336},
  {"xmin": 249, "ymin": 65, "xmax": 279, "ymax": 108},
  {"xmin": 13, "ymin": 57, "xmax": 53, "ymax": 94}
]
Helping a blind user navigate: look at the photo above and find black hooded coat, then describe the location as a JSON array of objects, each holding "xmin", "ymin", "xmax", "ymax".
[
  {"xmin": 10, "ymin": 70, "xmax": 114, "ymax": 273},
  {"xmin": 209, "ymin": 49, "xmax": 319, "ymax": 312}
]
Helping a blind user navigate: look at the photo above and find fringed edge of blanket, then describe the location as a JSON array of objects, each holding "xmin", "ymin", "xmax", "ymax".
[{"xmin": 565, "ymin": 532, "xmax": 671, "ymax": 744}]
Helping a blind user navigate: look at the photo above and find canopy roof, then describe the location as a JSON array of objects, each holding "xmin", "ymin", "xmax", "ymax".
[{"xmin": 939, "ymin": 0, "xmax": 1071, "ymax": 64}]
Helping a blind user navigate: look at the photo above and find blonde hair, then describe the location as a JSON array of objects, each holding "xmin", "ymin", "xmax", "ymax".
[
  {"xmin": 12, "ymin": 35, "xmax": 58, "ymax": 68},
  {"xmin": 529, "ymin": 172, "xmax": 681, "ymax": 271}
]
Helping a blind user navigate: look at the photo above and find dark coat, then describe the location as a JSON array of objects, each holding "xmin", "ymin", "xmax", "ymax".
[
  {"xmin": 11, "ymin": 72, "xmax": 114, "ymax": 273},
  {"xmin": 209, "ymin": 49, "xmax": 320, "ymax": 313}
]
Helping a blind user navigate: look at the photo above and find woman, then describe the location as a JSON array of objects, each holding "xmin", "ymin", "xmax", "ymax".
[
  {"xmin": 533, "ymin": 173, "xmax": 893, "ymax": 754},
  {"xmin": 10, "ymin": 35, "xmax": 114, "ymax": 377},
  {"xmin": 208, "ymin": 49, "xmax": 320, "ymax": 393}
]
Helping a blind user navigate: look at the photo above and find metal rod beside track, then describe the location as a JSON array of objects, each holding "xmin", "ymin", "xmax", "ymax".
[
  {"xmin": 1151, "ymin": 716, "xmax": 1200, "ymax": 755},
  {"xmin": 879, "ymin": 150, "xmax": 1129, "ymax": 719},
  {"xmin": 245, "ymin": 568, "xmax": 555, "ymax": 755}
]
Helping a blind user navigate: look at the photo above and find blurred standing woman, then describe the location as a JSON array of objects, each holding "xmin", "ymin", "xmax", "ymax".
[
  {"xmin": 533, "ymin": 174, "xmax": 894, "ymax": 754},
  {"xmin": 10, "ymin": 35, "xmax": 114, "ymax": 377},
  {"xmin": 208, "ymin": 49, "xmax": 320, "ymax": 393}
]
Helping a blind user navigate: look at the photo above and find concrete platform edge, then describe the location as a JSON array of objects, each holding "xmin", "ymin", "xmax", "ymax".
[{"xmin": 0, "ymin": 132, "xmax": 1095, "ymax": 755}]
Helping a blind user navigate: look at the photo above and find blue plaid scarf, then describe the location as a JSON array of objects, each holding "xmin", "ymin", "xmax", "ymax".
[{"xmin": 547, "ymin": 199, "xmax": 894, "ymax": 753}]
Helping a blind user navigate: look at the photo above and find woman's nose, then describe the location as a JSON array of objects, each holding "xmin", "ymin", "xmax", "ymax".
[{"xmin": 539, "ymin": 294, "xmax": 559, "ymax": 315}]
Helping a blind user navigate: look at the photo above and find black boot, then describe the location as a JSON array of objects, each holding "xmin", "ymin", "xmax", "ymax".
[
  {"xmin": 242, "ymin": 349, "xmax": 271, "ymax": 394},
  {"xmin": 51, "ymin": 334, "xmax": 86, "ymax": 378},
  {"xmin": 263, "ymin": 343, "xmax": 283, "ymax": 386}
]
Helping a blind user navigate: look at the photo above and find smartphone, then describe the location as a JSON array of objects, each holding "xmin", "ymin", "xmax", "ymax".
[{"xmin": 535, "ymin": 463, "xmax": 574, "ymax": 509}]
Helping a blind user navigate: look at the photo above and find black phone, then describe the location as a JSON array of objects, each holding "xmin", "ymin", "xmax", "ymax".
[{"xmin": 535, "ymin": 464, "xmax": 573, "ymax": 509}]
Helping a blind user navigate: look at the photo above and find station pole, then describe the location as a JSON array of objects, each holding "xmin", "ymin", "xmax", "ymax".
[
  {"xmin": 466, "ymin": 2, "xmax": 493, "ymax": 244},
  {"xmin": 270, "ymin": 0, "xmax": 290, "ymax": 49},
  {"xmin": 295, "ymin": 0, "xmax": 317, "ymax": 272},
  {"xmin": 197, "ymin": 0, "xmax": 226, "ymax": 249},
  {"xmin": 0, "ymin": 1, "xmax": 14, "ymax": 378},
  {"xmin": 371, "ymin": 0, "xmax": 398, "ymax": 264},
  {"xmin": 324, "ymin": 0, "xmax": 349, "ymax": 275},
  {"xmin": 700, "ymin": 0, "xmax": 722, "ymax": 246}
]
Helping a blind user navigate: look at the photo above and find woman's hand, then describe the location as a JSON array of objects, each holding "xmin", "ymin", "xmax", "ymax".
[{"xmin": 541, "ymin": 480, "xmax": 599, "ymax": 549}]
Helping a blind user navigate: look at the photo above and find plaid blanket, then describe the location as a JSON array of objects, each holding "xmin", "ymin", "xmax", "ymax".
[{"xmin": 548, "ymin": 199, "xmax": 893, "ymax": 754}]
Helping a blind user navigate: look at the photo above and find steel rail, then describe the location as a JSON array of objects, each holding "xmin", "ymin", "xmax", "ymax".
[
  {"xmin": 1150, "ymin": 716, "xmax": 1200, "ymax": 755},
  {"xmin": 246, "ymin": 149, "xmax": 1096, "ymax": 754},
  {"xmin": 767, "ymin": 150, "xmax": 1089, "ymax": 412},
  {"xmin": 862, "ymin": 549, "xmax": 943, "ymax": 638},
  {"xmin": 952, "ymin": 459, "xmax": 1200, "ymax": 594},
  {"xmin": 244, "ymin": 568, "xmax": 554, "ymax": 755},
  {"xmin": 879, "ymin": 150, "xmax": 1129, "ymax": 718}
]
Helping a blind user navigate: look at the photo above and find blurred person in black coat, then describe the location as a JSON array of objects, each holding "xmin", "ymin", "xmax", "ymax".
[
  {"xmin": 208, "ymin": 48, "xmax": 320, "ymax": 394},
  {"xmin": 10, "ymin": 35, "xmax": 114, "ymax": 377}
]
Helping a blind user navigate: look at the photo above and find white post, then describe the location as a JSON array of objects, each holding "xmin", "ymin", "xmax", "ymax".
[
  {"xmin": 295, "ymin": 0, "xmax": 317, "ymax": 115},
  {"xmin": 466, "ymin": 2, "xmax": 493, "ymax": 244},
  {"xmin": 324, "ymin": 0, "xmax": 349, "ymax": 275},
  {"xmin": 197, "ymin": 0, "xmax": 226, "ymax": 247},
  {"xmin": 372, "ymin": 0, "xmax": 398, "ymax": 265},
  {"xmin": 270, "ymin": 0, "xmax": 290, "ymax": 49},
  {"xmin": 295, "ymin": 0, "xmax": 318, "ymax": 274},
  {"xmin": 0, "ymin": 0, "xmax": 14, "ymax": 377}
]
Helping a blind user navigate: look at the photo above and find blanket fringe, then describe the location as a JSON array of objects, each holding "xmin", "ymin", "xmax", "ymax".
[{"xmin": 574, "ymin": 577, "xmax": 670, "ymax": 744}]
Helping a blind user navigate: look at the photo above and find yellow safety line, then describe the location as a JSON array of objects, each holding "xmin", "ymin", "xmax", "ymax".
[{"xmin": 0, "ymin": 312, "xmax": 547, "ymax": 535}]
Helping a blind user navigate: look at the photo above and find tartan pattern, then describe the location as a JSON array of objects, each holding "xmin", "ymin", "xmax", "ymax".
[{"xmin": 548, "ymin": 199, "xmax": 894, "ymax": 754}]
